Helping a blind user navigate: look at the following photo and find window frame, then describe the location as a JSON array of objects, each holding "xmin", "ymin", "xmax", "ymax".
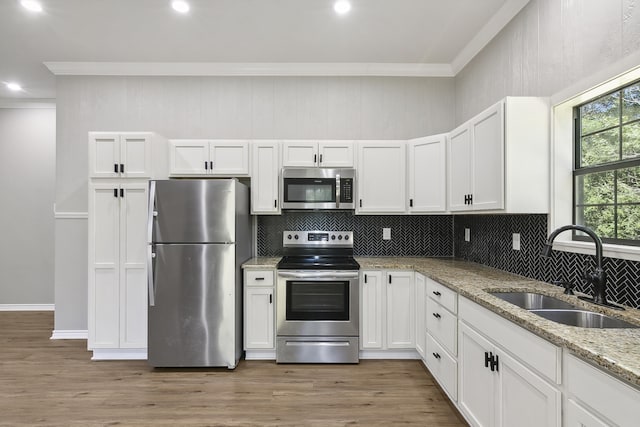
[
  {"xmin": 572, "ymin": 81, "xmax": 640, "ymax": 246},
  {"xmin": 550, "ymin": 58, "xmax": 640, "ymax": 262}
]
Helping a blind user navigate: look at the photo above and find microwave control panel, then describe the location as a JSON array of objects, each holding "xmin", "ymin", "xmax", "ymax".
[{"xmin": 340, "ymin": 178, "xmax": 354, "ymax": 203}]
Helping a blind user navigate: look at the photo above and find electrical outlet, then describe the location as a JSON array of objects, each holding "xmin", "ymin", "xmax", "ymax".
[
  {"xmin": 383, "ymin": 228, "xmax": 391, "ymax": 240},
  {"xmin": 512, "ymin": 233, "xmax": 521, "ymax": 251},
  {"xmin": 464, "ymin": 228, "xmax": 470, "ymax": 242}
]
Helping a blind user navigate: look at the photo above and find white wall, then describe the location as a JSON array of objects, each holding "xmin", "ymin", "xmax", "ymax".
[
  {"xmin": 55, "ymin": 75, "xmax": 455, "ymax": 330},
  {"xmin": 0, "ymin": 107, "xmax": 55, "ymax": 305},
  {"xmin": 455, "ymin": 0, "xmax": 640, "ymax": 123}
]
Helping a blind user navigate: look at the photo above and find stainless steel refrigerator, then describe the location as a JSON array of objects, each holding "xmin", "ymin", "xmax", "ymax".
[{"xmin": 147, "ymin": 179, "xmax": 251, "ymax": 368}]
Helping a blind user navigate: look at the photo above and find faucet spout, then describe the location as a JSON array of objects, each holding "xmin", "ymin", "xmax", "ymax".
[{"xmin": 542, "ymin": 225, "xmax": 621, "ymax": 309}]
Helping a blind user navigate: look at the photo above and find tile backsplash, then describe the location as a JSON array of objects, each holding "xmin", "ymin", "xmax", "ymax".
[
  {"xmin": 454, "ymin": 214, "xmax": 640, "ymax": 309},
  {"xmin": 256, "ymin": 212, "xmax": 640, "ymax": 308},
  {"xmin": 257, "ymin": 212, "xmax": 453, "ymax": 257}
]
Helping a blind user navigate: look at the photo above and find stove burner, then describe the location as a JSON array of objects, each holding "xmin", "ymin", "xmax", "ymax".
[{"xmin": 277, "ymin": 255, "xmax": 360, "ymax": 270}]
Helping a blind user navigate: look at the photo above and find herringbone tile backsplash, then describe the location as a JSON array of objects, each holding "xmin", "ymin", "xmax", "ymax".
[
  {"xmin": 257, "ymin": 212, "xmax": 453, "ymax": 257},
  {"xmin": 454, "ymin": 214, "xmax": 640, "ymax": 309},
  {"xmin": 257, "ymin": 212, "xmax": 640, "ymax": 308}
]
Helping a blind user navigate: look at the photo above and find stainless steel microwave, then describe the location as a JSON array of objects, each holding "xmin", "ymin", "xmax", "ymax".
[{"xmin": 281, "ymin": 168, "xmax": 356, "ymax": 210}]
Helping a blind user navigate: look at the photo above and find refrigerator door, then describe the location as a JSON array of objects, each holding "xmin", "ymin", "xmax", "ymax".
[
  {"xmin": 148, "ymin": 243, "xmax": 237, "ymax": 368},
  {"xmin": 151, "ymin": 179, "xmax": 235, "ymax": 244}
]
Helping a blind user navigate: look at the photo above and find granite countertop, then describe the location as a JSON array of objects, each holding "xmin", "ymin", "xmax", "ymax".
[{"xmin": 242, "ymin": 256, "xmax": 640, "ymax": 387}]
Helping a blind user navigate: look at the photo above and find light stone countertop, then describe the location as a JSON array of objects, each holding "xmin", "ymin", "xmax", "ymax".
[{"xmin": 242, "ymin": 256, "xmax": 640, "ymax": 387}]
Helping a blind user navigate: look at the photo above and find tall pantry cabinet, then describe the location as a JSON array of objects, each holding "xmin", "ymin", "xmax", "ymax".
[{"xmin": 88, "ymin": 132, "xmax": 153, "ymax": 359}]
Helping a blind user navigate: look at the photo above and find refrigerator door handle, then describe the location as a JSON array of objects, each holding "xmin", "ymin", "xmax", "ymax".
[
  {"xmin": 147, "ymin": 245, "xmax": 156, "ymax": 306},
  {"xmin": 147, "ymin": 181, "xmax": 157, "ymax": 244}
]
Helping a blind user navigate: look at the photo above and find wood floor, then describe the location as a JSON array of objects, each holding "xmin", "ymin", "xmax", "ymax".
[{"xmin": 0, "ymin": 312, "xmax": 467, "ymax": 426}]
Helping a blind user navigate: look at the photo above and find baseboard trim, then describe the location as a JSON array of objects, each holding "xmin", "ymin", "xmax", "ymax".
[
  {"xmin": 91, "ymin": 348, "xmax": 148, "ymax": 361},
  {"xmin": 244, "ymin": 350, "xmax": 276, "ymax": 360},
  {"xmin": 50, "ymin": 330, "xmax": 88, "ymax": 340},
  {"xmin": 359, "ymin": 349, "xmax": 421, "ymax": 360},
  {"xmin": 0, "ymin": 304, "xmax": 54, "ymax": 311}
]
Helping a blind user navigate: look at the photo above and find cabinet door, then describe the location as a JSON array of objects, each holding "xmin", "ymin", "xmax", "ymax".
[
  {"xmin": 497, "ymin": 350, "xmax": 561, "ymax": 427},
  {"xmin": 282, "ymin": 140, "xmax": 318, "ymax": 167},
  {"xmin": 244, "ymin": 287, "xmax": 275, "ymax": 349},
  {"xmin": 210, "ymin": 140, "xmax": 250, "ymax": 175},
  {"xmin": 88, "ymin": 183, "xmax": 121, "ymax": 348},
  {"xmin": 471, "ymin": 101, "xmax": 504, "ymax": 210},
  {"xmin": 386, "ymin": 271, "xmax": 414, "ymax": 348},
  {"xmin": 357, "ymin": 141, "xmax": 407, "ymax": 213},
  {"xmin": 318, "ymin": 141, "xmax": 354, "ymax": 167},
  {"xmin": 251, "ymin": 141, "xmax": 280, "ymax": 214},
  {"xmin": 448, "ymin": 125, "xmax": 472, "ymax": 211},
  {"xmin": 458, "ymin": 322, "xmax": 495, "ymax": 427},
  {"xmin": 408, "ymin": 135, "xmax": 447, "ymax": 212},
  {"xmin": 360, "ymin": 271, "xmax": 384, "ymax": 349},
  {"xmin": 169, "ymin": 140, "xmax": 209, "ymax": 175},
  {"xmin": 414, "ymin": 273, "xmax": 426, "ymax": 358},
  {"xmin": 120, "ymin": 133, "xmax": 152, "ymax": 178},
  {"xmin": 89, "ymin": 132, "xmax": 120, "ymax": 178},
  {"xmin": 119, "ymin": 182, "xmax": 148, "ymax": 348}
]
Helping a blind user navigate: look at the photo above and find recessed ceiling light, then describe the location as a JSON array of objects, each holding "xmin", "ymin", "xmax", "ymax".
[
  {"xmin": 20, "ymin": 0, "xmax": 43, "ymax": 13},
  {"xmin": 172, "ymin": 1, "xmax": 190, "ymax": 14},
  {"xmin": 6, "ymin": 82, "xmax": 23, "ymax": 92},
  {"xmin": 334, "ymin": 0, "xmax": 351, "ymax": 15}
]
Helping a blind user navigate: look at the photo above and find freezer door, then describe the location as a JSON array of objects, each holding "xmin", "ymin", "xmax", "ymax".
[
  {"xmin": 148, "ymin": 243, "xmax": 237, "ymax": 368},
  {"xmin": 151, "ymin": 179, "xmax": 235, "ymax": 243}
]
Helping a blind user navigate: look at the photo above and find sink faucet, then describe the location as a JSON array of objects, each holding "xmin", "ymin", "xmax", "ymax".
[{"xmin": 542, "ymin": 225, "xmax": 622, "ymax": 310}]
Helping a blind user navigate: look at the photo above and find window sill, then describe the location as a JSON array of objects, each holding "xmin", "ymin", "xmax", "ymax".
[{"xmin": 551, "ymin": 240, "xmax": 640, "ymax": 262}]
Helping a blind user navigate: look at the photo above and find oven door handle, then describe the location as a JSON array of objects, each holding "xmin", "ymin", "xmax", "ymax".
[{"xmin": 277, "ymin": 271, "xmax": 359, "ymax": 279}]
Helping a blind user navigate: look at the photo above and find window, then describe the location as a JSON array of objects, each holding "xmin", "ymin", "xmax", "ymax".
[{"xmin": 574, "ymin": 80, "xmax": 640, "ymax": 244}]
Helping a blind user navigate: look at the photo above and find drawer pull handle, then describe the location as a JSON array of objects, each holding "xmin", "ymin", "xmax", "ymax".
[
  {"xmin": 432, "ymin": 352, "xmax": 441, "ymax": 360},
  {"xmin": 432, "ymin": 291, "xmax": 442, "ymax": 296},
  {"xmin": 255, "ymin": 277, "xmax": 265, "ymax": 281},
  {"xmin": 432, "ymin": 312, "xmax": 441, "ymax": 319}
]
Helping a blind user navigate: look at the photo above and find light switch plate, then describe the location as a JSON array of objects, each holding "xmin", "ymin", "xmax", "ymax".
[
  {"xmin": 383, "ymin": 228, "xmax": 391, "ymax": 240},
  {"xmin": 464, "ymin": 228, "xmax": 470, "ymax": 242},
  {"xmin": 513, "ymin": 233, "xmax": 521, "ymax": 251}
]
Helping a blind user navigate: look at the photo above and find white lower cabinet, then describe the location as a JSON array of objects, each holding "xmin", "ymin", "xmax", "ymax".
[
  {"xmin": 564, "ymin": 352, "xmax": 640, "ymax": 427},
  {"xmin": 360, "ymin": 270, "xmax": 415, "ymax": 351},
  {"xmin": 244, "ymin": 270, "xmax": 275, "ymax": 354},
  {"xmin": 88, "ymin": 181, "xmax": 148, "ymax": 352},
  {"xmin": 458, "ymin": 297, "xmax": 561, "ymax": 427},
  {"xmin": 424, "ymin": 277, "xmax": 458, "ymax": 401}
]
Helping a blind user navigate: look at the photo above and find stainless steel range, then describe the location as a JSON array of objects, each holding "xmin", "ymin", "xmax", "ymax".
[{"xmin": 276, "ymin": 230, "xmax": 360, "ymax": 363}]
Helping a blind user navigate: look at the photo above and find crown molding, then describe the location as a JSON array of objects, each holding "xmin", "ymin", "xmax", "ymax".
[
  {"xmin": 0, "ymin": 99, "xmax": 55, "ymax": 108},
  {"xmin": 44, "ymin": 62, "xmax": 455, "ymax": 77},
  {"xmin": 451, "ymin": 0, "xmax": 530, "ymax": 74}
]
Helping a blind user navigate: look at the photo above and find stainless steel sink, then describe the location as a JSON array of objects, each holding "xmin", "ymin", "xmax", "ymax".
[
  {"xmin": 490, "ymin": 292, "xmax": 578, "ymax": 310},
  {"xmin": 489, "ymin": 291, "xmax": 639, "ymax": 329},
  {"xmin": 530, "ymin": 309, "xmax": 639, "ymax": 329}
]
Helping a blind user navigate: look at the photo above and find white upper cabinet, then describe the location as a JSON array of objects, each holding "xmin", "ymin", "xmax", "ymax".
[
  {"xmin": 408, "ymin": 134, "xmax": 447, "ymax": 213},
  {"xmin": 169, "ymin": 139, "xmax": 249, "ymax": 176},
  {"xmin": 89, "ymin": 132, "xmax": 152, "ymax": 179},
  {"xmin": 251, "ymin": 141, "xmax": 281, "ymax": 215},
  {"xmin": 447, "ymin": 97, "xmax": 549, "ymax": 213},
  {"xmin": 282, "ymin": 140, "xmax": 354, "ymax": 167},
  {"xmin": 356, "ymin": 141, "xmax": 406, "ymax": 214}
]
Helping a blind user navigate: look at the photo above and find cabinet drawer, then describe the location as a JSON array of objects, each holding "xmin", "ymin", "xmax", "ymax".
[
  {"xmin": 425, "ymin": 333, "xmax": 457, "ymax": 401},
  {"xmin": 426, "ymin": 297, "xmax": 457, "ymax": 355},
  {"xmin": 566, "ymin": 353, "xmax": 640, "ymax": 427},
  {"xmin": 245, "ymin": 270, "xmax": 274, "ymax": 287},
  {"xmin": 426, "ymin": 278, "xmax": 457, "ymax": 313},
  {"xmin": 459, "ymin": 296, "xmax": 560, "ymax": 383}
]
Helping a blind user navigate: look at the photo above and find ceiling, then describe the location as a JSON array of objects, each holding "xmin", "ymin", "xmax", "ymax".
[{"xmin": 0, "ymin": 0, "xmax": 528, "ymax": 100}]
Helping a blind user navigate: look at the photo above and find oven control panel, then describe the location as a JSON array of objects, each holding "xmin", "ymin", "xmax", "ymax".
[{"xmin": 283, "ymin": 230, "xmax": 353, "ymax": 247}]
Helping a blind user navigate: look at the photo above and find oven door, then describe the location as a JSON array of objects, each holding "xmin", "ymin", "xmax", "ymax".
[{"xmin": 276, "ymin": 270, "xmax": 359, "ymax": 337}]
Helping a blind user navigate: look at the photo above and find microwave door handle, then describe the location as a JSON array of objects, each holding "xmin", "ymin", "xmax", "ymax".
[{"xmin": 336, "ymin": 174, "xmax": 340, "ymax": 208}]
